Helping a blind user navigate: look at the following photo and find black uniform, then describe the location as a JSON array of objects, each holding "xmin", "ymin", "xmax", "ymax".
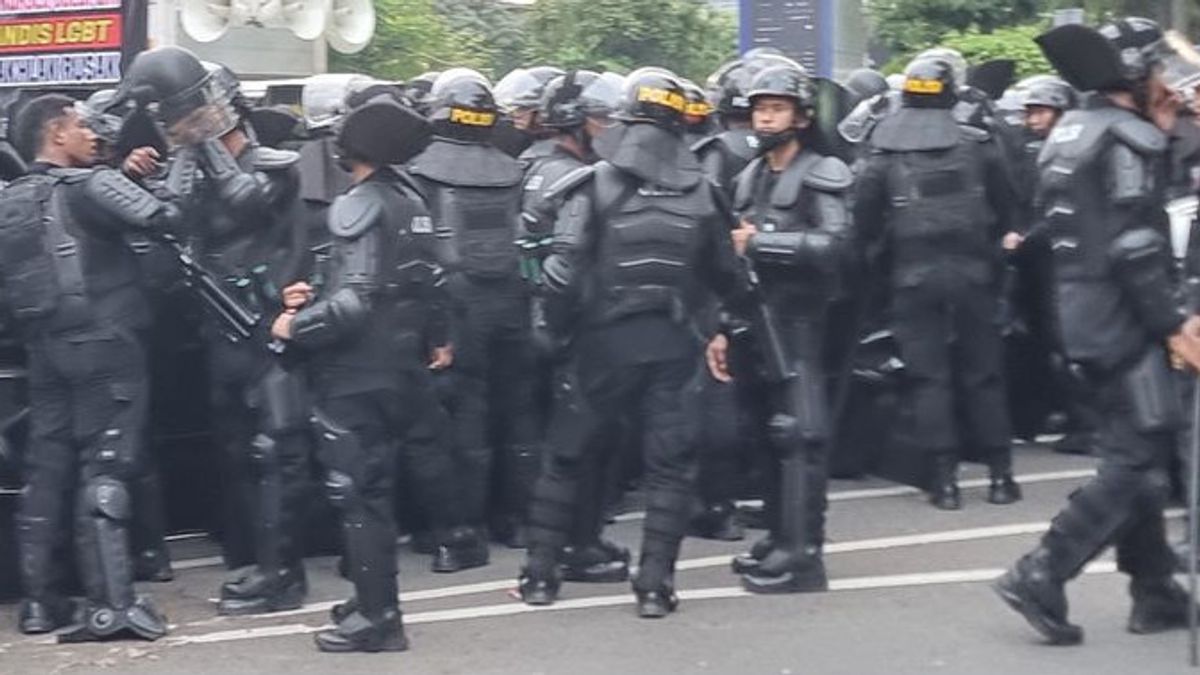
[
  {"xmin": 6, "ymin": 163, "xmax": 176, "ymax": 640},
  {"xmin": 521, "ymin": 119, "xmax": 744, "ymax": 608},
  {"xmin": 854, "ymin": 103, "xmax": 1017, "ymax": 505},
  {"xmin": 290, "ymin": 166, "xmax": 450, "ymax": 649},
  {"xmin": 186, "ymin": 139, "xmax": 314, "ymax": 613},
  {"xmin": 729, "ymin": 148, "xmax": 853, "ymax": 589},
  {"xmin": 409, "ymin": 137, "xmax": 539, "ymax": 546},
  {"xmin": 692, "ymin": 128, "xmax": 758, "ymax": 201},
  {"xmin": 997, "ymin": 93, "xmax": 1189, "ymax": 643}
]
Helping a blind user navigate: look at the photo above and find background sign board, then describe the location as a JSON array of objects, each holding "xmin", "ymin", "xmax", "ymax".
[
  {"xmin": 0, "ymin": 0, "xmax": 137, "ymax": 87},
  {"xmin": 738, "ymin": 0, "xmax": 866, "ymax": 80}
]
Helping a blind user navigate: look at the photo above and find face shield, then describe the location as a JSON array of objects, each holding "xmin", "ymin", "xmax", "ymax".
[
  {"xmin": 301, "ymin": 73, "xmax": 377, "ymax": 132},
  {"xmin": 160, "ymin": 73, "xmax": 240, "ymax": 148}
]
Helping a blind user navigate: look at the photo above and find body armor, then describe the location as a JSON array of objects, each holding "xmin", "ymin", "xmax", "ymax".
[
  {"xmin": 1038, "ymin": 101, "xmax": 1181, "ymax": 369},
  {"xmin": 871, "ymin": 110, "xmax": 998, "ymax": 289},
  {"xmin": 693, "ymin": 129, "xmax": 759, "ymax": 197},
  {"xmin": 0, "ymin": 168, "xmax": 163, "ymax": 334},
  {"xmin": 409, "ymin": 139, "xmax": 524, "ymax": 282},
  {"xmin": 521, "ymin": 144, "xmax": 586, "ymax": 237},
  {"xmin": 733, "ymin": 151, "xmax": 852, "ymax": 304}
]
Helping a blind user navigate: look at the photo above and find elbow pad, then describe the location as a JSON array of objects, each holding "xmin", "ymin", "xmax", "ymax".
[
  {"xmin": 84, "ymin": 168, "xmax": 181, "ymax": 232},
  {"xmin": 748, "ymin": 230, "xmax": 837, "ymax": 271},
  {"xmin": 290, "ymin": 288, "xmax": 369, "ymax": 349},
  {"xmin": 1109, "ymin": 228, "xmax": 1186, "ymax": 338}
]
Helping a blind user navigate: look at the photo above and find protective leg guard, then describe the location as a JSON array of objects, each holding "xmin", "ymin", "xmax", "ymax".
[
  {"xmin": 75, "ymin": 477, "xmax": 136, "ymax": 611},
  {"xmin": 740, "ymin": 456, "xmax": 827, "ymax": 594},
  {"xmin": 731, "ymin": 535, "xmax": 777, "ymax": 575},
  {"xmin": 58, "ymin": 596, "xmax": 168, "ymax": 643},
  {"xmin": 16, "ymin": 513, "xmax": 72, "ymax": 633},
  {"xmin": 986, "ymin": 447, "xmax": 1022, "ymax": 505},
  {"xmin": 430, "ymin": 525, "xmax": 490, "ymax": 574},
  {"xmin": 636, "ymin": 489, "xmax": 691, "ymax": 592}
]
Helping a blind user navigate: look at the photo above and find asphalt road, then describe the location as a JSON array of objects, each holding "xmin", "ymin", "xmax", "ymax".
[{"xmin": 2, "ymin": 444, "xmax": 1198, "ymax": 675}]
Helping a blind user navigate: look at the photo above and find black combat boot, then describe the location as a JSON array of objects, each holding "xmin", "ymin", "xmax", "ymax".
[
  {"xmin": 1128, "ymin": 577, "xmax": 1194, "ymax": 635},
  {"xmin": 740, "ymin": 546, "xmax": 827, "ymax": 594},
  {"xmin": 561, "ymin": 539, "xmax": 631, "ymax": 583},
  {"xmin": 731, "ymin": 535, "xmax": 776, "ymax": 575},
  {"xmin": 517, "ymin": 566, "xmax": 562, "ymax": 606},
  {"xmin": 18, "ymin": 596, "xmax": 78, "ymax": 635},
  {"xmin": 632, "ymin": 560, "xmax": 679, "ymax": 619},
  {"xmin": 992, "ymin": 548, "xmax": 1082, "ymax": 645},
  {"xmin": 330, "ymin": 596, "xmax": 357, "ymax": 625},
  {"xmin": 929, "ymin": 453, "xmax": 961, "ymax": 510},
  {"xmin": 314, "ymin": 609, "xmax": 409, "ymax": 653},
  {"xmin": 988, "ymin": 475, "xmax": 1023, "ymax": 505},
  {"xmin": 217, "ymin": 564, "xmax": 307, "ymax": 616},
  {"xmin": 431, "ymin": 526, "xmax": 490, "ymax": 573},
  {"xmin": 690, "ymin": 501, "xmax": 744, "ymax": 541}
]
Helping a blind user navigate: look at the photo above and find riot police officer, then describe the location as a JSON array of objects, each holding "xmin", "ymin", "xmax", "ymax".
[
  {"xmin": 408, "ymin": 69, "xmax": 534, "ymax": 557},
  {"xmin": 517, "ymin": 68, "xmax": 745, "ymax": 618},
  {"xmin": 520, "ymin": 70, "xmax": 633, "ymax": 582},
  {"xmin": 118, "ymin": 46, "xmax": 314, "ymax": 615},
  {"xmin": 994, "ymin": 18, "xmax": 1200, "ymax": 645},
  {"xmin": 706, "ymin": 63, "xmax": 854, "ymax": 592},
  {"xmin": 7, "ymin": 94, "xmax": 179, "ymax": 640},
  {"xmin": 270, "ymin": 92, "xmax": 440, "ymax": 653},
  {"xmin": 495, "ymin": 66, "xmax": 565, "ymax": 162},
  {"xmin": 853, "ymin": 55, "xmax": 1020, "ymax": 511}
]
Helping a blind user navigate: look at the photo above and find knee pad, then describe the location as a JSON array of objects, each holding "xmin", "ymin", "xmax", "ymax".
[
  {"xmin": 767, "ymin": 413, "xmax": 801, "ymax": 455},
  {"xmin": 249, "ymin": 433, "xmax": 279, "ymax": 471},
  {"xmin": 95, "ymin": 427, "xmax": 136, "ymax": 477},
  {"xmin": 324, "ymin": 469, "xmax": 359, "ymax": 511},
  {"xmin": 83, "ymin": 477, "xmax": 131, "ymax": 522}
]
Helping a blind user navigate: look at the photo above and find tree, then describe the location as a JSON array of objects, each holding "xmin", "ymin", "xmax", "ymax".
[
  {"xmin": 942, "ymin": 24, "xmax": 1053, "ymax": 79},
  {"xmin": 868, "ymin": 0, "xmax": 1042, "ymax": 54},
  {"xmin": 329, "ymin": 0, "xmax": 490, "ymax": 81},
  {"xmin": 524, "ymin": 0, "xmax": 737, "ymax": 82},
  {"xmin": 436, "ymin": 0, "xmax": 530, "ymax": 78}
]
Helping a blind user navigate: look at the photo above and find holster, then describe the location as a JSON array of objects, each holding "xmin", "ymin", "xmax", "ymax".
[{"xmin": 1121, "ymin": 346, "xmax": 1183, "ymax": 433}]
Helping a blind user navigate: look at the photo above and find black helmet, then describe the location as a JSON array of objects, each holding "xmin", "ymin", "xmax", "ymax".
[
  {"xmin": 301, "ymin": 73, "xmax": 379, "ymax": 132},
  {"xmin": 540, "ymin": 70, "xmax": 623, "ymax": 129},
  {"xmin": 336, "ymin": 95, "xmax": 431, "ymax": 166},
  {"xmin": 747, "ymin": 64, "xmax": 815, "ymax": 110},
  {"xmin": 614, "ymin": 67, "xmax": 687, "ymax": 130},
  {"xmin": 901, "ymin": 56, "xmax": 959, "ymax": 109},
  {"xmin": 707, "ymin": 58, "xmax": 754, "ymax": 121},
  {"xmin": 118, "ymin": 46, "xmax": 238, "ymax": 146},
  {"xmin": 1023, "ymin": 77, "xmax": 1076, "ymax": 111},
  {"xmin": 680, "ymin": 78, "xmax": 713, "ymax": 127},
  {"xmin": 429, "ymin": 68, "xmax": 498, "ymax": 140},
  {"xmin": 915, "ymin": 47, "xmax": 969, "ymax": 92},
  {"xmin": 495, "ymin": 68, "xmax": 546, "ymax": 114},
  {"xmin": 843, "ymin": 68, "xmax": 889, "ymax": 105},
  {"xmin": 1098, "ymin": 17, "xmax": 1167, "ymax": 84},
  {"xmin": 78, "ymin": 89, "xmax": 122, "ymax": 144},
  {"xmin": 402, "ymin": 71, "xmax": 440, "ymax": 115}
]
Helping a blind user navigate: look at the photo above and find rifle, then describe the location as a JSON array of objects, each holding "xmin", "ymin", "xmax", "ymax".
[
  {"xmin": 740, "ymin": 256, "xmax": 794, "ymax": 385},
  {"xmin": 162, "ymin": 235, "xmax": 260, "ymax": 342}
]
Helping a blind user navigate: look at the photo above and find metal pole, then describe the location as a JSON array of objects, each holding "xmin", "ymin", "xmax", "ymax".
[{"xmin": 1189, "ymin": 375, "xmax": 1200, "ymax": 667}]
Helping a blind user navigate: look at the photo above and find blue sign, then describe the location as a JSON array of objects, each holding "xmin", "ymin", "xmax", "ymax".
[{"xmin": 739, "ymin": 0, "xmax": 836, "ymax": 77}]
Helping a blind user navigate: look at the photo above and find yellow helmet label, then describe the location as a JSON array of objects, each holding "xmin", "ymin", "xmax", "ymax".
[
  {"xmin": 685, "ymin": 100, "xmax": 713, "ymax": 117},
  {"xmin": 449, "ymin": 107, "xmax": 497, "ymax": 127},
  {"xmin": 636, "ymin": 86, "xmax": 686, "ymax": 113},
  {"xmin": 904, "ymin": 78, "xmax": 945, "ymax": 95}
]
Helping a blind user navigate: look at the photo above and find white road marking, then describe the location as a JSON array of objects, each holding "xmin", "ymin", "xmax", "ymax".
[
  {"xmin": 163, "ymin": 561, "xmax": 1124, "ymax": 647},
  {"xmin": 610, "ymin": 468, "xmax": 1098, "ymax": 523},
  {"xmin": 186, "ymin": 515, "xmax": 1111, "ymax": 626}
]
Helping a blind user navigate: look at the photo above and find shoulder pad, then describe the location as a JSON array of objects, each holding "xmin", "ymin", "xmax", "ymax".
[
  {"xmin": 732, "ymin": 157, "xmax": 764, "ymax": 212},
  {"xmin": 250, "ymin": 146, "xmax": 300, "ymax": 171},
  {"xmin": 1111, "ymin": 116, "xmax": 1168, "ymax": 155},
  {"xmin": 45, "ymin": 167, "xmax": 91, "ymax": 183},
  {"xmin": 802, "ymin": 156, "xmax": 853, "ymax": 192},
  {"xmin": 543, "ymin": 164, "xmax": 596, "ymax": 202},
  {"xmin": 690, "ymin": 135, "xmax": 719, "ymax": 154},
  {"xmin": 959, "ymin": 125, "xmax": 990, "ymax": 143},
  {"xmin": 328, "ymin": 183, "xmax": 385, "ymax": 238}
]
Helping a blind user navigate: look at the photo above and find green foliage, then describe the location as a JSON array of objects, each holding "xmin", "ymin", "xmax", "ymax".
[
  {"xmin": 869, "ymin": 0, "xmax": 1042, "ymax": 54},
  {"xmin": 944, "ymin": 24, "xmax": 1053, "ymax": 79},
  {"xmin": 525, "ymin": 0, "xmax": 736, "ymax": 82},
  {"xmin": 329, "ymin": 0, "xmax": 490, "ymax": 80},
  {"xmin": 331, "ymin": 0, "xmax": 736, "ymax": 86}
]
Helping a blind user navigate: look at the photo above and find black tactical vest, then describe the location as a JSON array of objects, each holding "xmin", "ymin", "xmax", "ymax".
[
  {"xmin": 1037, "ymin": 105, "xmax": 1167, "ymax": 367},
  {"xmin": 588, "ymin": 162, "xmax": 707, "ymax": 324}
]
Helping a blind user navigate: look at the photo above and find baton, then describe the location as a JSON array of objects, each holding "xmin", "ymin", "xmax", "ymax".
[{"xmin": 1190, "ymin": 375, "xmax": 1200, "ymax": 667}]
